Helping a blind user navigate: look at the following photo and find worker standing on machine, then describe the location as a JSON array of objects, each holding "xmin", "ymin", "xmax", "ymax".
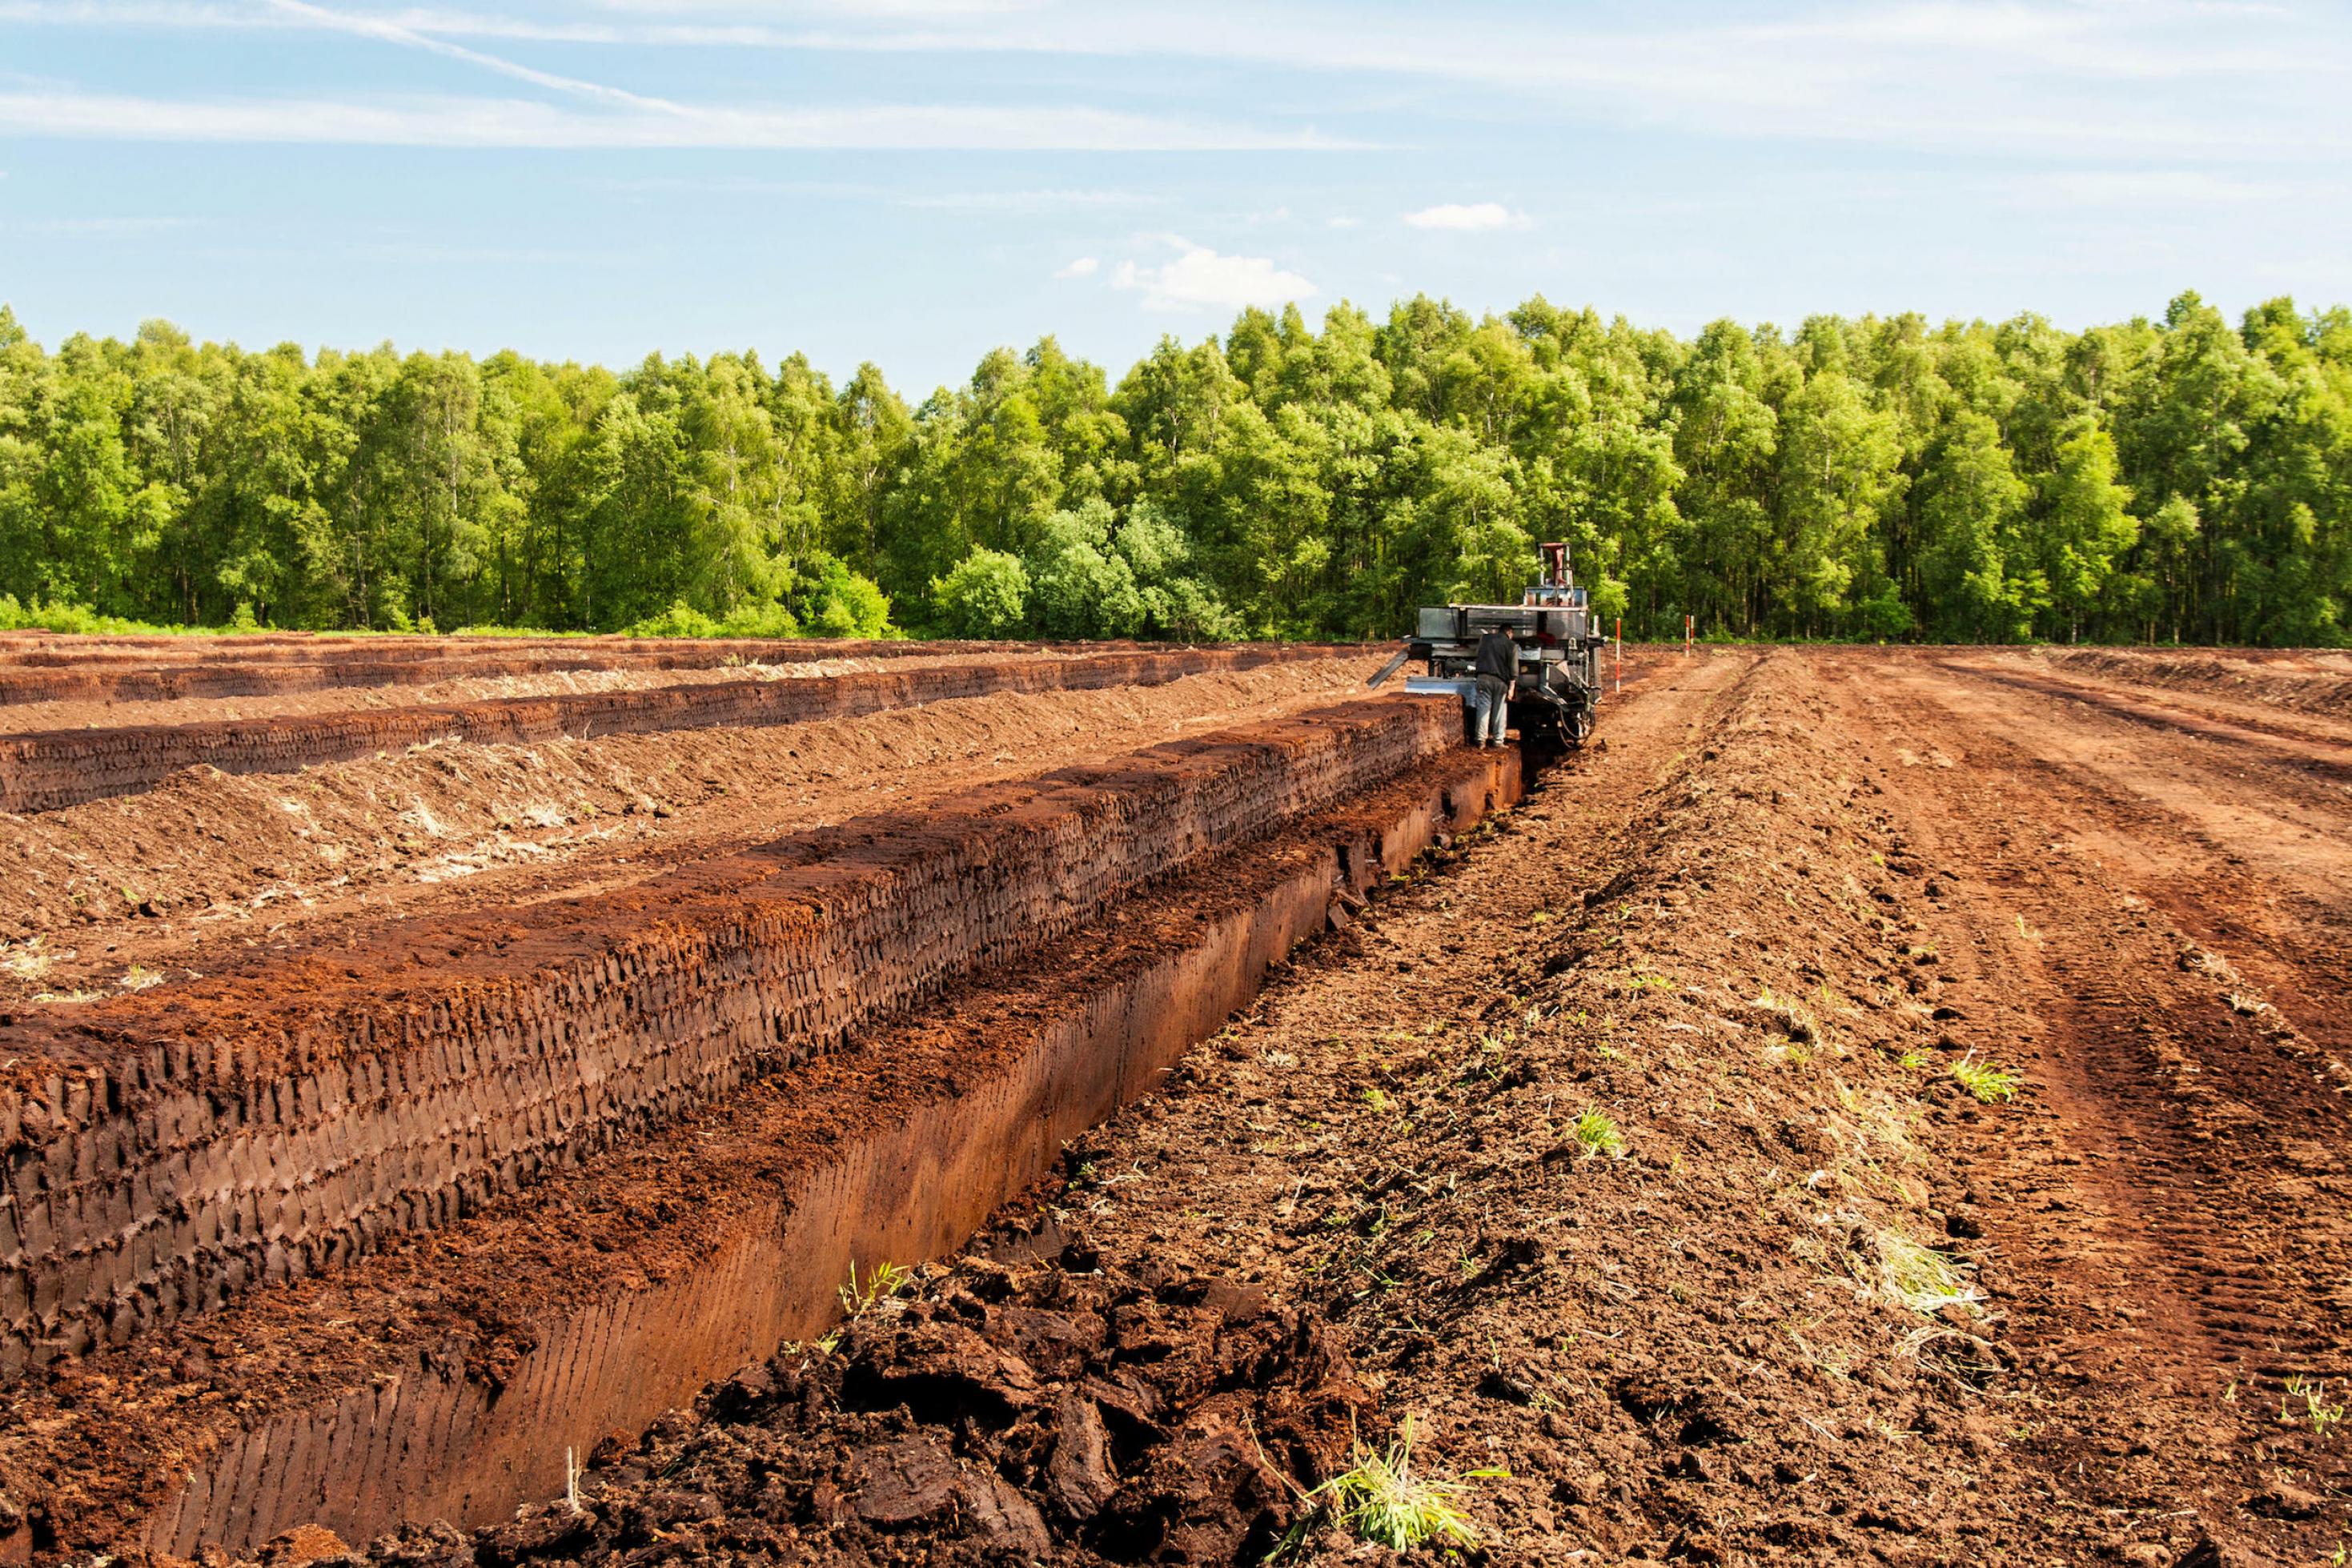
[
  {"xmin": 1471, "ymin": 624, "xmax": 1515, "ymax": 748},
  {"xmin": 1367, "ymin": 543, "xmax": 1606, "ymax": 748}
]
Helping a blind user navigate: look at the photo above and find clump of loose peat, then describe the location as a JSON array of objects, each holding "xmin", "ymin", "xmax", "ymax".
[{"xmin": 332, "ymin": 1248, "xmax": 1370, "ymax": 1568}]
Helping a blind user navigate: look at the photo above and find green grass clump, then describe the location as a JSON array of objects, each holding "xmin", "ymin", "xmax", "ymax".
[
  {"xmin": 1302, "ymin": 1416, "xmax": 1505, "ymax": 1551},
  {"xmin": 2282, "ymin": 1376, "xmax": 2346, "ymax": 1438},
  {"xmin": 837, "ymin": 1258, "xmax": 913, "ymax": 1319},
  {"xmin": 1950, "ymin": 1054, "xmax": 2021, "ymax": 1104},
  {"xmin": 1571, "ymin": 1107, "xmax": 1626, "ymax": 1159}
]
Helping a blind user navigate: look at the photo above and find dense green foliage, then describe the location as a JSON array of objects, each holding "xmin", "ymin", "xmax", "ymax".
[{"xmin": 2, "ymin": 291, "xmax": 2346, "ymax": 644}]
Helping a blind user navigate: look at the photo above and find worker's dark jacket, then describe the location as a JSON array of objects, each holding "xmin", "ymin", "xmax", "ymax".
[{"xmin": 1473, "ymin": 630, "xmax": 1517, "ymax": 685}]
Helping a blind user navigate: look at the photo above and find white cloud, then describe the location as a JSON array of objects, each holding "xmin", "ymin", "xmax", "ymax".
[
  {"xmin": 1326, "ymin": 215, "xmax": 1360, "ymax": 229},
  {"xmin": 1054, "ymin": 255, "xmax": 1099, "ymax": 278},
  {"xmin": 1110, "ymin": 239, "xmax": 1315, "ymax": 312},
  {"xmin": 0, "ymin": 0, "xmax": 2339, "ymax": 166},
  {"xmin": 1402, "ymin": 201, "xmax": 1527, "ymax": 231},
  {"xmin": 0, "ymin": 90, "xmax": 1361, "ymax": 150}
]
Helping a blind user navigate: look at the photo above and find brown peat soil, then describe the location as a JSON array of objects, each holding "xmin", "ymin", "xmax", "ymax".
[
  {"xmin": 2, "ymin": 641, "xmax": 2346, "ymax": 1568},
  {"xmin": 0, "ymin": 652, "xmax": 1383, "ymax": 1001},
  {"xmin": 465, "ymin": 644, "xmax": 2345, "ymax": 1567}
]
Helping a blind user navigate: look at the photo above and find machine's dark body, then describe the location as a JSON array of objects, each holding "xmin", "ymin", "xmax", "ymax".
[{"xmin": 1368, "ymin": 543, "xmax": 1611, "ymax": 745}]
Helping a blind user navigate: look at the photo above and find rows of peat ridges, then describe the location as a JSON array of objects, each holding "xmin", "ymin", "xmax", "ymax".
[
  {"xmin": 380, "ymin": 650, "xmax": 2301, "ymax": 1566},
  {"xmin": 0, "ymin": 636, "xmax": 1538, "ymax": 1561},
  {"xmin": 9, "ymin": 641, "xmax": 2328, "ymax": 1565},
  {"xmin": 0, "ymin": 644, "xmax": 1335, "ymax": 812},
  {"xmin": 503, "ymin": 648, "xmax": 2027, "ymax": 1568}
]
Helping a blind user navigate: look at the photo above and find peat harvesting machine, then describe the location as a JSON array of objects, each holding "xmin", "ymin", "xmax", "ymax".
[{"xmin": 1365, "ymin": 542, "xmax": 1610, "ymax": 748}]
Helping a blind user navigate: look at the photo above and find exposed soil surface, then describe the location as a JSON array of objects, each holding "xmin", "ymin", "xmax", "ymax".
[
  {"xmin": 2027, "ymin": 645, "xmax": 2352, "ymax": 723},
  {"xmin": 2004, "ymin": 644, "xmax": 2352, "ymax": 728},
  {"xmin": 347, "ymin": 1252, "xmax": 1367, "ymax": 1568},
  {"xmin": 0, "ymin": 652, "xmax": 997, "ymax": 734},
  {"xmin": 283, "ymin": 644, "xmax": 2348, "ymax": 1568},
  {"xmin": 3, "ymin": 642, "xmax": 2346, "ymax": 1568},
  {"xmin": 0, "ymin": 634, "xmax": 1069, "ymax": 702},
  {"xmin": 0, "ymin": 729, "xmax": 1499, "ymax": 1558},
  {"xmin": 0, "ymin": 654, "xmax": 1379, "ymax": 1001},
  {"xmin": 0, "ymin": 647, "xmax": 1339, "ymax": 815},
  {"xmin": 978, "ymin": 644, "xmax": 2342, "ymax": 1566}
]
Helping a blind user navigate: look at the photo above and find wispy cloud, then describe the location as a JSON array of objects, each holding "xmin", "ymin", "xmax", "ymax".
[
  {"xmin": 1053, "ymin": 255, "xmax": 1098, "ymax": 279},
  {"xmin": 257, "ymin": 0, "xmax": 684, "ymax": 112},
  {"xmin": 80, "ymin": 0, "xmax": 2298, "ymax": 89},
  {"xmin": 3, "ymin": 0, "xmax": 2340, "ymax": 162},
  {"xmin": 0, "ymin": 90, "xmax": 1362, "ymax": 149},
  {"xmin": 1403, "ymin": 202, "xmax": 1527, "ymax": 232},
  {"xmin": 584, "ymin": 174, "xmax": 886, "ymax": 197},
  {"xmin": 339, "ymin": 237, "xmax": 628, "ymax": 265},
  {"xmin": 1110, "ymin": 238, "xmax": 1314, "ymax": 312}
]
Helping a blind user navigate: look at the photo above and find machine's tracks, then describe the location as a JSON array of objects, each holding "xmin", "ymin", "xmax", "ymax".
[{"xmin": 1814, "ymin": 652, "xmax": 2352, "ymax": 1534}]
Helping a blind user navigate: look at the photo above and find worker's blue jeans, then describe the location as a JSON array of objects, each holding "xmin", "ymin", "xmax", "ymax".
[{"xmin": 1473, "ymin": 676, "xmax": 1510, "ymax": 745}]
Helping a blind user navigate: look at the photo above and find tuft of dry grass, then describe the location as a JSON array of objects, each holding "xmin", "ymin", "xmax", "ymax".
[{"xmin": 1853, "ymin": 1224, "xmax": 1983, "ymax": 1317}]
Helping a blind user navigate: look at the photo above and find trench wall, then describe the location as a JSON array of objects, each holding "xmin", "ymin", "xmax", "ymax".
[
  {"xmin": 0, "ymin": 632, "xmax": 1021, "ymax": 672},
  {"xmin": 123, "ymin": 744, "xmax": 1523, "ymax": 1557},
  {"xmin": 0, "ymin": 648, "xmax": 799, "ymax": 705},
  {"xmin": 0, "ymin": 699, "xmax": 1454, "ymax": 1380},
  {"xmin": 0, "ymin": 645, "xmax": 1340, "ymax": 811},
  {"xmin": 0, "ymin": 637, "xmax": 1098, "ymax": 706}
]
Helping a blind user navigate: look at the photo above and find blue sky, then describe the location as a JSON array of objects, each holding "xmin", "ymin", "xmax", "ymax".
[{"xmin": 2, "ymin": 0, "xmax": 2347, "ymax": 395}]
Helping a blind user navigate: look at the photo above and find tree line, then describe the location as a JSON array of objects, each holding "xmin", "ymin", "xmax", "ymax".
[{"xmin": 0, "ymin": 291, "xmax": 2345, "ymax": 644}]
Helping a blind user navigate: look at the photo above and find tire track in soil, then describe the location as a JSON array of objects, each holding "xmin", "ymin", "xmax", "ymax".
[
  {"xmin": 2026, "ymin": 647, "xmax": 2352, "ymax": 728},
  {"xmin": 1815, "ymin": 652, "xmax": 2352, "ymax": 1555},
  {"xmin": 1948, "ymin": 660, "xmax": 2352, "ymax": 787},
  {"xmin": 1913, "ymin": 653, "xmax": 2352, "ymax": 1075}
]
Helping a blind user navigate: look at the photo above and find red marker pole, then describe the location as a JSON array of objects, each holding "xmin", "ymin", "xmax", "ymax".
[
  {"xmin": 1614, "ymin": 616, "xmax": 1622, "ymax": 694},
  {"xmin": 1685, "ymin": 615, "xmax": 1693, "ymax": 656}
]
